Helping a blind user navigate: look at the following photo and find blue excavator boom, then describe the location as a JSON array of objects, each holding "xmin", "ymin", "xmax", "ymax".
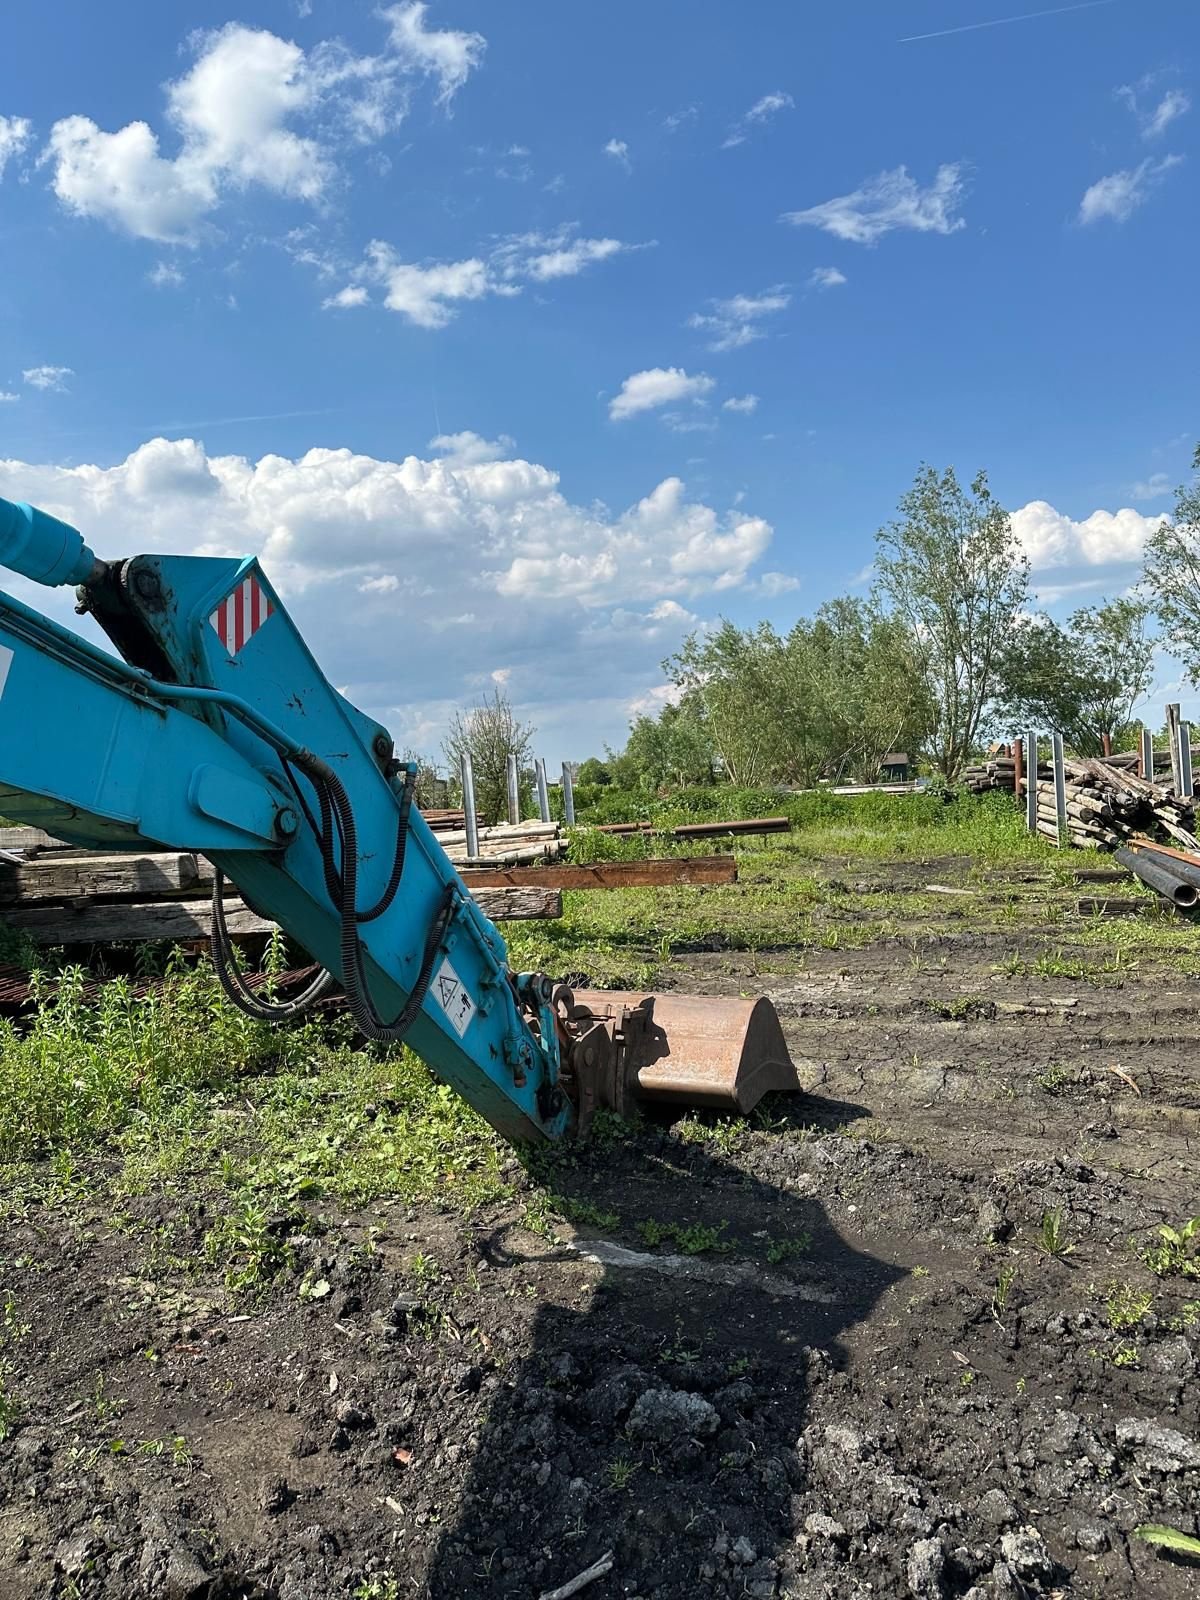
[{"xmin": 0, "ymin": 496, "xmax": 799, "ymax": 1142}]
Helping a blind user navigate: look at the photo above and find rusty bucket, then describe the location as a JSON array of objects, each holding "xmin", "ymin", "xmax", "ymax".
[{"xmin": 569, "ymin": 990, "xmax": 800, "ymax": 1115}]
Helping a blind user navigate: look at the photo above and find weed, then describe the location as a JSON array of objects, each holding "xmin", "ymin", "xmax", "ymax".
[
  {"xmin": 635, "ymin": 1218, "xmax": 730, "ymax": 1255},
  {"xmin": 355, "ymin": 1578, "xmax": 402, "ymax": 1600},
  {"xmin": 1106, "ymin": 1283, "xmax": 1153, "ymax": 1330},
  {"xmin": 1037, "ymin": 1209, "xmax": 1074, "ymax": 1258},
  {"xmin": 1134, "ymin": 1524, "xmax": 1200, "ymax": 1560},
  {"xmin": 959, "ymin": 1369, "xmax": 976, "ymax": 1388},
  {"xmin": 1036, "ymin": 1065, "xmax": 1074, "ymax": 1096},
  {"xmin": 766, "ymin": 1234, "xmax": 812, "ymax": 1264},
  {"xmin": 1110, "ymin": 1343, "xmax": 1140, "ymax": 1368},
  {"xmin": 0, "ymin": 1372, "xmax": 20, "ymax": 1440},
  {"xmin": 605, "ymin": 1455, "xmax": 638, "ymax": 1491},
  {"xmin": 203, "ymin": 1193, "xmax": 293, "ymax": 1294},
  {"xmin": 407, "ymin": 1252, "xmax": 441, "ymax": 1283},
  {"xmin": 1142, "ymin": 1217, "xmax": 1200, "ymax": 1279},
  {"xmin": 911, "ymin": 1265, "xmax": 930, "ymax": 1279},
  {"xmin": 992, "ymin": 1264, "xmax": 1018, "ymax": 1317}
]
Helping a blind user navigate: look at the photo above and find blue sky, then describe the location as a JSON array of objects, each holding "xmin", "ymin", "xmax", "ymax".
[{"xmin": 1, "ymin": 0, "xmax": 1197, "ymax": 761}]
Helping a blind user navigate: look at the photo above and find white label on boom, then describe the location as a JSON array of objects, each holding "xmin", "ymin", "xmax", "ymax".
[
  {"xmin": 0, "ymin": 645, "xmax": 12, "ymax": 701},
  {"xmin": 432, "ymin": 956, "xmax": 476, "ymax": 1037}
]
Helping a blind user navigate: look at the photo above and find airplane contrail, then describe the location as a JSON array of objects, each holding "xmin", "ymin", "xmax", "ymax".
[{"xmin": 900, "ymin": 0, "xmax": 1118, "ymax": 44}]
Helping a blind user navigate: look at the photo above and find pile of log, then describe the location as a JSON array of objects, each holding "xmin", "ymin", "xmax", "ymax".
[
  {"xmin": 437, "ymin": 820, "xmax": 565, "ymax": 868},
  {"xmin": 0, "ymin": 832, "xmax": 563, "ymax": 946},
  {"xmin": 1026, "ymin": 758, "xmax": 1199, "ymax": 852},
  {"xmin": 962, "ymin": 756, "xmax": 1018, "ymax": 794}
]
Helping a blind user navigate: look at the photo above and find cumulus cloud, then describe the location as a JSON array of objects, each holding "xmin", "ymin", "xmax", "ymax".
[
  {"xmin": 1010, "ymin": 499, "xmax": 1167, "ymax": 569},
  {"xmin": 782, "ymin": 163, "xmax": 968, "ymax": 244},
  {"xmin": 808, "ymin": 266, "xmax": 847, "ymax": 289},
  {"xmin": 428, "ymin": 430, "xmax": 515, "ymax": 463},
  {"xmin": 147, "ymin": 261, "xmax": 184, "ymax": 288},
  {"xmin": 43, "ymin": 12, "xmax": 482, "ymax": 244},
  {"xmin": 0, "ymin": 115, "xmax": 31, "ymax": 178},
  {"xmin": 722, "ymin": 394, "xmax": 758, "ymax": 414},
  {"xmin": 688, "ymin": 288, "xmax": 790, "ymax": 352},
  {"xmin": 0, "ymin": 391, "xmax": 19, "ymax": 404},
  {"xmin": 1078, "ymin": 155, "xmax": 1183, "ymax": 223},
  {"xmin": 23, "ymin": 365, "xmax": 73, "ymax": 391},
  {"xmin": 382, "ymin": 1, "xmax": 485, "ymax": 107},
  {"xmin": 327, "ymin": 225, "xmax": 643, "ymax": 324},
  {"xmin": 609, "ymin": 367, "xmax": 716, "ymax": 421},
  {"xmin": 1128, "ymin": 471, "xmax": 1173, "ymax": 502},
  {"xmin": 722, "ymin": 90, "xmax": 793, "ymax": 148},
  {"xmin": 603, "ymin": 137, "xmax": 631, "ymax": 171}
]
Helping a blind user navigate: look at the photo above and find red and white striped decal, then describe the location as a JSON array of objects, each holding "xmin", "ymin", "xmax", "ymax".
[{"xmin": 210, "ymin": 574, "xmax": 274, "ymax": 655}]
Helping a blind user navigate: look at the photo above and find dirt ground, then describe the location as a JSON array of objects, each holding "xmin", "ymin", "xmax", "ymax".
[{"xmin": 2, "ymin": 850, "xmax": 1199, "ymax": 1600}]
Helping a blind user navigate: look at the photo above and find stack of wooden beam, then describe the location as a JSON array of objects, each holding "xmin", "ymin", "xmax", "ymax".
[
  {"xmin": 437, "ymin": 820, "xmax": 564, "ymax": 868},
  {"xmin": 0, "ymin": 833, "xmax": 563, "ymax": 945},
  {"xmin": 1026, "ymin": 758, "xmax": 1198, "ymax": 852},
  {"xmin": 961, "ymin": 756, "xmax": 1021, "ymax": 794}
]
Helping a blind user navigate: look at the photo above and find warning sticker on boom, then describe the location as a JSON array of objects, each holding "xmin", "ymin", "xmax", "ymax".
[{"xmin": 432, "ymin": 957, "xmax": 476, "ymax": 1037}]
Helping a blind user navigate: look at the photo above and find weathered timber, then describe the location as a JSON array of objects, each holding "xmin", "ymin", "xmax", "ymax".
[
  {"xmin": 0, "ymin": 825, "xmax": 66, "ymax": 852},
  {"xmin": 0, "ymin": 852, "xmax": 199, "ymax": 906},
  {"xmin": 1072, "ymin": 868, "xmax": 1132, "ymax": 884},
  {"xmin": 457, "ymin": 855, "xmax": 738, "ymax": 889},
  {"xmin": 595, "ymin": 816, "xmax": 790, "ymax": 838},
  {"xmin": 5, "ymin": 885, "xmax": 563, "ymax": 943},
  {"xmin": 1075, "ymin": 897, "xmax": 1159, "ymax": 918}
]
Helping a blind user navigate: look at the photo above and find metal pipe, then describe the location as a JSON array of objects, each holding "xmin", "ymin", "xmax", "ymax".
[
  {"xmin": 460, "ymin": 754, "xmax": 479, "ymax": 859},
  {"xmin": 1140, "ymin": 725, "xmax": 1154, "ymax": 781},
  {"xmin": 1115, "ymin": 846, "xmax": 1199, "ymax": 909},
  {"xmin": 1024, "ymin": 729, "xmax": 1038, "ymax": 833},
  {"xmin": 506, "ymin": 753, "xmax": 520, "ymax": 825},
  {"xmin": 1126, "ymin": 843, "xmax": 1200, "ymax": 893},
  {"xmin": 1012, "ymin": 737, "xmax": 1023, "ymax": 803},
  {"xmin": 1051, "ymin": 731, "xmax": 1067, "ymax": 845},
  {"xmin": 1168, "ymin": 703, "xmax": 1183, "ymax": 794},
  {"xmin": 1181, "ymin": 722, "xmax": 1193, "ymax": 797},
  {"xmin": 562, "ymin": 761, "xmax": 576, "ymax": 826},
  {"xmin": 535, "ymin": 758, "xmax": 551, "ymax": 824}
]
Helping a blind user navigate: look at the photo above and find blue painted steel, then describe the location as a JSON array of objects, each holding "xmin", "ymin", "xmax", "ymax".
[
  {"xmin": 0, "ymin": 495, "xmax": 569, "ymax": 1144},
  {"xmin": 0, "ymin": 499, "xmax": 98, "ymax": 587}
]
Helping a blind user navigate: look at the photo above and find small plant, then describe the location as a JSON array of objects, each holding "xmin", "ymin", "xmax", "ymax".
[
  {"xmin": 911, "ymin": 1264, "xmax": 930, "ymax": 1279},
  {"xmin": 635, "ymin": 1218, "xmax": 730, "ymax": 1255},
  {"xmin": 1106, "ymin": 1283, "xmax": 1153, "ymax": 1330},
  {"xmin": 1037, "ymin": 1208, "xmax": 1074, "ymax": 1258},
  {"xmin": 605, "ymin": 1455, "xmax": 638, "ymax": 1491},
  {"xmin": 1142, "ymin": 1217, "xmax": 1200, "ymax": 1279},
  {"xmin": 992, "ymin": 1264, "xmax": 1017, "ymax": 1317},
  {"xmin": 1134, "ymin": 1524, "xmax": 1200, "ymax": 1560},
  {"xmin": 1111, "ymin": 1342, "xmax": 1140, "ymax": 1368},
  {"xmin": 766, "ymin": 1233, "xmax": 812, "ymax": 1264},
  {"xmin": 1036, "ymin": 1064, "xmax": 1073, "ymax": 1096},
  {"xmin": 355, "ymin": 1578, "xmax": 402, "ymax": 1600},
  {"xmin": 407, "ymin": 1252, "xmax": 441, "ymax": 1283},
  {"xmin": 959, "ymin": 1369, "xmax": 976, "ymax": 1388},
  {"xmin": 0, "ymin": 1377, "xmax": 21, "ymax": 1441}
]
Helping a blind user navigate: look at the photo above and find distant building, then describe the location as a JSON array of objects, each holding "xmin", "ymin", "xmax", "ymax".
[{"xmin": 881, "ymin": 752, "xmax": 910, "ymax": 783}]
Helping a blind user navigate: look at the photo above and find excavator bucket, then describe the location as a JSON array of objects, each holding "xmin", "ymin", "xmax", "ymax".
[{"xmin": 569, "ymin": 990, "xmax": 801, "ymax": 1115}]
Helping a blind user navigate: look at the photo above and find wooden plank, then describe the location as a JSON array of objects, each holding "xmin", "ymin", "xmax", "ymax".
[
  {"xmin": 0, "ymin": 825, "xmax": 66, "ymax": 852},
  {"xmin": 6, "ymin": 885, "xmax": 562, "ymax": 943},
  {"xmin": 457, "ymin": 855, "xmax": 737, "ymax": 889},
  {"xmin": 0, "ymin": 852, "xmax": 199, "ymax": 906},
  {"xmin": 1076, "ymin": 897, "xmax": 1159, "ymax": 919}
]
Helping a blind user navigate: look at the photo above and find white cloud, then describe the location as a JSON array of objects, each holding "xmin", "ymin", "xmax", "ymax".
[
  {"xmin": 490, "ymin": 666, "xmax": 511, "ymax": 685},
  {"xmin": 1128, "ymin": 471, "xmax": 1173, "ymax": 502},
  {"xmin": 382, "ymin": 2, "xmax": 485, "ymax": 107},
  {"xmin": 609, "ymin": 367, "xmax": 716, "ymax": 421},
  {"xmin": 0, "ymin": 115, "xmax": 31, "ymax": 178},
  {"xmin": 688, "ymin": 287, "xmax": 790, "ymax": 352},
  {"xmin": 43, "ymin": 13, "xmax": 482, "ymax": 244},
  {"xmin": 1079, "ymin": 155, "xmax": 1183, "ymax": 223},
  {"xmin": 1010, "ymin": 499, "xmax": 1167, "ymax": 569},
  {"xmin": 604, "ymin": 138, "xmax": 631, "ymax": 171},
  {"xmin": 723, "ymin": 394, "xmax": 759, "ymax": 414},
  {"xmin": 322, "ymin": 284, "xmax": 370, "ymax": 309},
  {"xmin": 147, "ymin": 261, "xmax": 184, "ymax": 288},
  {"xmin": 758, "ymin": 571, "xmax": 800, "ymax": 597},
  {"xmin": 808, "ymin": 265, "xmax": 847, "ymax": 289},
  {"xmin": 428, "ymin": 430, "xmax": 515, "ymax": 464},
  {"xmin": 23, "ymin": 365, "xmax": 73, "ymax": 391},
  {"xmin": 782, "ymin": 163, "xmax": 968, "ymax": 244},
  {"xmin": 1118, "ymin": 77, "xmax": 1191, "ymax": 140},
  {"xmin": 0, "ymin": 436, "xmax": 775, "ymax": 617},
  {"xmin": 722, "ymin": 90, "xmax": 793, "ymax": 148},
  {"xmin": 0, "ymin": 391, "xmax": 19, "ymax": 404},
  {"xmin": 331, "ymin": 225, "xmax": 643, "ymax": 323},
  {"xmin": 663, "ymin": 105, "xmax": 699, "ymax": 132},
  {"xmin": 629, "ymin": 682, "xmax": 682, "ymax": 716},
  {"xmin": 358, "ymin": 244, "xmax": 492, "ymax": 328}
]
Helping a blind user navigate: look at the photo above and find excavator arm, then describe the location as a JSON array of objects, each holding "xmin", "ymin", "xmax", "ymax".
[{"xmin": 0, "ymin": 496, "xmax": 798, "ymax": 1143}]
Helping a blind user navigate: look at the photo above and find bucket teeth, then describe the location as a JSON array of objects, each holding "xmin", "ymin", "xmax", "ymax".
[{"xmin": 567, "ymin": 991, "xmax": 800, "ymax": 1116}]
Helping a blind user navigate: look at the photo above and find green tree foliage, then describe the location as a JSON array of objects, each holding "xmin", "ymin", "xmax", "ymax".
[
  {"xmin": 998, "ymin": 598, "xmax": 1155, "ymax": 754},
  {"xmin": 1143, "ymin": 443, "xmax": 1200, "ymax": 682},
  {"xmin": 442, "ymin": 688, "xmax": 535, "ymax": 824},
  {"xmin": 654, "ymin": 600, "xmax": 932, "ymax": 789},
  {"xmin": 606, "ymin": 704, "xmax": 716, "ymax": 791},
  {"xmin": 396, "ymin": 747, "xmax": 443, "ymax": 808},
  {"xmin": 575, "ymin": 757, "xmax": 612, "ymax": 786},
  {"xmin": 875, "ymin": 466, "xmax": 1029, "ymax": 782}
]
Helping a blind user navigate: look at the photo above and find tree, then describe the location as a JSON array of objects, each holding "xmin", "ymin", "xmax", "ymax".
[
  {"xmin": 576, "ymin": 757, "xmax": 612, "ymax": 786},
  {"xmin": 665, "ymin": 621, "xmax": 804, "ymax": 787},
  {"xmin": 1143, "ymin": 443, "xmax": 1200, "ymax": 682},
  {"xmin": 608, "ymin": 705, "xmax": 715, "ymax": 791},
  {"xmin": 875, "ymin": 466, "xmax": 1028, "ymax": 782},
  {"xmin": 998, "ymin": 598, "xmax": 1155, "ymax": 755},
  {"xmin": 442, "ymin": 688, "xmax": 535, "ymax": 824},
  {"xmin": 396, "ymin": 747, "xmax": 443, "ymax": 809}
]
